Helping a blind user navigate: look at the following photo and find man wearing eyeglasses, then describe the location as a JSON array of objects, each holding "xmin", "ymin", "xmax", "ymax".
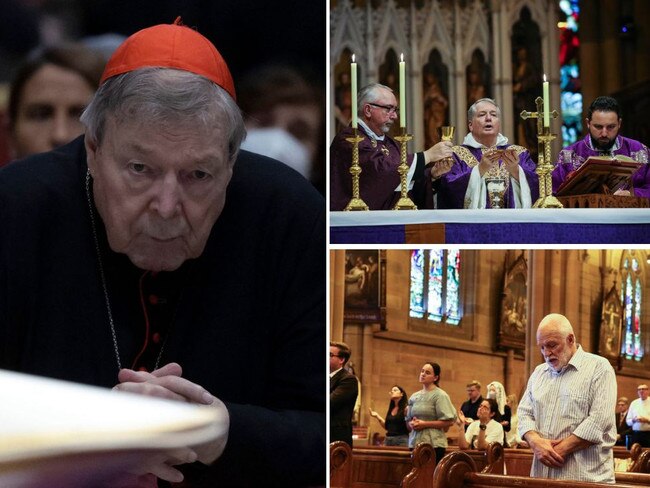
[
  {"xmin": 330, "ymin": 341, "xmax": 359, "ymax": 446},
  {"xmin": 330, "ymin": 83, "xmax": 453, "ymax": 210},
  {"xmin": 626, "ymin": 384, "xmax": 650, "ymax": 447}
]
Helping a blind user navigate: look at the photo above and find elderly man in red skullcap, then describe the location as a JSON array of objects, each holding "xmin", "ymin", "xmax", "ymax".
[{"xmin": 0, "ymin": 19, "xmax": 324, "ymax": 487}]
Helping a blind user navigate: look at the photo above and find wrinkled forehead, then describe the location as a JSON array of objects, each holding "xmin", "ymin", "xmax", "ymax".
[
  {"xmin": 375, "ymin": 88, "xmax": 397, "ymax": 105},
  {"xmin": 474, "ymin": 101, "xmax": 498, "ymax": 116}
]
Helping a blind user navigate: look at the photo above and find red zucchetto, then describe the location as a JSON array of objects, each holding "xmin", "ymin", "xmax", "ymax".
[{"xmin": 100, "ymin": 17, "xmax": 236, "ymax": 100}]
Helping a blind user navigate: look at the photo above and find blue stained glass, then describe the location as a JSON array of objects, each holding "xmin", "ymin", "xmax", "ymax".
[
  {"xmin": 634, "ymin": 279, "xmax": 642, "ymax": 360},
  {"xmin": 623, "ymin": 274, "xmax": 634, "ymax": 358},
  {"xmin": 620, "ymin": 252, "xmax": 644, "ymax": 361},
  {"xmin": 409, "ymin": 250, "xmax": 425, "ymax": 318},
  {"xmin": 445, "ymin": 249, "xmax": 461, "ymax": 324},
  {"xmin": 559, "ymin": 0, "xmax": 582, "ymax": 146},
  {"xmin": 409, "ymin": 249, "xmax": 462, "ymax": 326},
  {"xmin": 428, "ymin": 250, "xmax": 444, "ymax": 321}
]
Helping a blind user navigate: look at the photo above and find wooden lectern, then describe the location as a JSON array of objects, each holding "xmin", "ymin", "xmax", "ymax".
[{"xmin": 556, "ymin": 156, "xmax": 650, "ymax": 208}]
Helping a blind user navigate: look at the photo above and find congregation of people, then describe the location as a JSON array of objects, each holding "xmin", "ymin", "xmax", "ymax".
[
  {"xmin": 331, "ymin": 313, "xmax": 649, "ymax": 483},
  {"xmin": 330, "ymin": 82, "xmax": 650, "ymax": 210}
]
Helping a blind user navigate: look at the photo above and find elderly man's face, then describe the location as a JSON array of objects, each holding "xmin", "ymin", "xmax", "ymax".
[
  {"xmin": 86, "ymin": 116, "xmax": 233, "ymax": 271},
  {"xmin": 364, "ymin": 87, "xmax": 398, "ymax": 136},
  {"xmin": 537, "ymin": 327, "xmax": 575, "ymax": 372},
  {"xmin": 469, "ymin": 101, "xmax": 500, "ymax": 144},
  {"xmin": 638, "ymin": 385, "xmax": 649, "ymax": 401}
]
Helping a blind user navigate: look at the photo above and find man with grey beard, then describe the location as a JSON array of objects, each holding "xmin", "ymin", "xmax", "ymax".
[
  {"xmin": 330, "ymin": 82, "xmax": 452, "ymax": 210},
  {"xmin": 518, "ymin": 313, "xmax": 616, "ymax": 482}
]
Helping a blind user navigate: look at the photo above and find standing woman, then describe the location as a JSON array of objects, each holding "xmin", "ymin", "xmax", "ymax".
[
  {"xmin": 369, "ymin": 385, "xmax": 410, "ymax": 446},
  {"xmin": 406, "ymin": 362, "xmax": 456, "ymax": 462}
]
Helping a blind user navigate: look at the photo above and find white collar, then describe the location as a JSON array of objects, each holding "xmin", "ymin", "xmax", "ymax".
[
  {"xmin": 463, "ymin": 132, "xmax": 509, "ymax": 148},
  {"xmin": 359, "ymin": 120, "xmax": 385, "ymax": 141},
  {"xmin": 330, "ymin": 367, "xmax": 343, "ymax": 378}
]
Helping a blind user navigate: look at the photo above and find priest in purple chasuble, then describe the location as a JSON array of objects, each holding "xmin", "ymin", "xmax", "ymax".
[
  {"xmin": 330, "ymin": 83, "xmax": 453, "ymax": 210},
  {"xmin": 434, "ymin": 98, "xmax": 539, "ymax": 209},
  {"xmin": 552, "ymin": 96, "xmax": 650, "ymax": 197}
]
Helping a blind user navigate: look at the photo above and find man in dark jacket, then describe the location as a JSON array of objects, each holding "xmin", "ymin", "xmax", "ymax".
[{"xmin": 330, "ymin": 341, "xmax": 359, "ymax": 446}]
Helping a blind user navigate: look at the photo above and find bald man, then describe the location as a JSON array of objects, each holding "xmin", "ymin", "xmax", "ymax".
[{"xmin": 518, "ymin": 314, "xmax": 617, "ymax": 482}]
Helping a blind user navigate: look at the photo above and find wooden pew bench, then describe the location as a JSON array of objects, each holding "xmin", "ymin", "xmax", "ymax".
[
  {"xmin": 433, "ymin": 451, "xmax": 644, "ymax": 488},
  {"xmin": 330, "ymin": 442, "xmax": 438, "ymax": 488},
  {"xmin": 482, "ymin": 446, "xmax": 650, "ymax": 485}
]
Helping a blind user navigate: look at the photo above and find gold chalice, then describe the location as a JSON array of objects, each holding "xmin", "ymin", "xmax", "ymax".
[{"xmin": 441, "ymin": 126, "xmax": 455, "ymax": 142}]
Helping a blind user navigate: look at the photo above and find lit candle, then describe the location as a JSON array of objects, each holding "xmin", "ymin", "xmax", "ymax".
[
  {"xmin": 543, "ymin": 74, "xmax": 550, "ymax": 128},
  {"xmin": 399, "ymin": 53, "xmax": 406, "ymax": 127},
  {"xmin": 351, "ymin": 54, "xmax": 358, "ymax": 129}
]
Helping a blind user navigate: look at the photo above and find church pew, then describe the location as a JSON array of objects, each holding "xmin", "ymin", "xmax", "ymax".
[
  {"xmin": 432, "ymin": 451, "xmax": 643, "ymax": 488},
  {"xmin": 350, "ymin": 445, "xmax": 411, "ymax": 488},
  {"xmin": 348, "ymin": 443, "xmax": 502, "ymax": 488},
  {"xmin": 486, "ymin": 447, "xmax": 650, "ymax": 485},
  {"xmin": 349, "ymin": 444, "xmax": 429, "ymax": 488},
  {"xmin": 400, "ymin": 443, "xmax": 436, "ymax": 488},
  {"xmin": 331, "ymin": 441, "xmax": 353, "ymax": 488}
]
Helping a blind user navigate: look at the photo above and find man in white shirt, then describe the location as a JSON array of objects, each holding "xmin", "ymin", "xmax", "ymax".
[
  {"xmin": 626, "ymin": 384, "xmax": 650, "ymax": 447},
  {"xmin": 518, "ymin": 313, "xmax": 616, "ymax": 482}
]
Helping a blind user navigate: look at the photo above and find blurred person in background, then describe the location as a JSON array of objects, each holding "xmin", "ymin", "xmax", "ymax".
[
  {"xmin": 5, "ymin": 42, "xmax": 105, "ymax": 162},
  {"xmin": 237, "ymin": 64, "xmax": 324, "ymax": 194}
]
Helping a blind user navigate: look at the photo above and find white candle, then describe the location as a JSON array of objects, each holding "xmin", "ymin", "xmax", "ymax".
[
  {"xmin": 399, "ymin": 53, "xmax": 406, "ymax": 127},
  {"xmin": 543, "ymin": 74, "xmax": 550, "ymax": 128},
  {"xmin": 351, "ymin": 54, "xmax": 358, "ymax": 129}
]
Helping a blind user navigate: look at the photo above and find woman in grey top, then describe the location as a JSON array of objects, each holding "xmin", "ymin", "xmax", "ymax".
[{"xmin": 406, "ymin": 361, "xmax": 457, "ymax": 464}]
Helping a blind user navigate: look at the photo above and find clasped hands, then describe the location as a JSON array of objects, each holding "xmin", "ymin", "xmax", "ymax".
[
  {"xmin": 409, "ymin": 416, "xmax": 427, "ymax": 431},
  {"xmin": 109, "ymin": 362, "xmax": 227, "ymax": 486},
  {"xmin": 479, "ymin": 147, "xmax": 519, "ymax": 180},
  {"xmin": 527, "ymin": 433, "xmax": 569, "ymax": 468}
]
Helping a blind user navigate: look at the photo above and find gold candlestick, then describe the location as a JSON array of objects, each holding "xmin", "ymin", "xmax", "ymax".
[
  {"xmin": 520, "ymin": 96, "xmax": 563, "ymax": 208},
  {"xmin": 343, "ymin": 129, "xmax": 369, "ymax": 211},
  {"xmin": 392, "ymin": 128, "xmax": 418, "ymax": 210}
]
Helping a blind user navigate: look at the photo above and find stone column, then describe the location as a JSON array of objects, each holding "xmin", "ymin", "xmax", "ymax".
[
  {"xmin": 634, "ymin": 0, "xmax": 650, "ymax": 81},
  {"xmin": 526, "ymin": 249, "xmax": 545, "ymax": 379},
  {"xmin": 454, "ymin": 1, "xmax": 467, "ymax": 130},
  {"xmin": 331, "ymin": 250, "xmax": 346, "ymax": 342},
  {"xmin": 360, "ymin": 324, "xmax": 375, "ymax": 427},
  {"xmin": 601, "ymin": 0, "xmax": 621, "ymax": 94},
  {"xmin": 579, "ymin": 0, "xmax": 602, "ymax": 119},
  {"xmin": 490, "ymin": 1, "xmax": 504, "ymax": 118},
  {"xmin": 499, "ymin": 0, "xmax": 514, "ymax": 139}
]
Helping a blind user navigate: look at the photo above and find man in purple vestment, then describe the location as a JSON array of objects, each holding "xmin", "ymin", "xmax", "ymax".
[
  {"xmin": 552, "ymin": 96, "xmax": 650, "ymax": 198},
  {"xmin": 330, "ymin": 83, "xmax": 453, "ymax": 210},
  {"xmin": 434, "ymin": 98, "xmax": 539, "ymax": 209}
]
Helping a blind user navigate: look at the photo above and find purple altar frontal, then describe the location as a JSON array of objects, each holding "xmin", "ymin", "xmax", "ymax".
[{"xmin": 330, "ymin": 208, "xmax": 650, "ymax": 244}]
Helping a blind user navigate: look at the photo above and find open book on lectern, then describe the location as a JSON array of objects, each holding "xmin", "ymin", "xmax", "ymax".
[
  {"xmin": 0, "ymin": 369, "xmax": 221, "ymax": 487},
  {"xmin": 555, "ymin": 155, "xmax": 642, "ymax": 197}
]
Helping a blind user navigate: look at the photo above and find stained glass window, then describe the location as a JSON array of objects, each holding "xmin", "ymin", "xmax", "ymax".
[
  {"xmin": 410, "ymin": 250, "xmax": 425, "ymax": 318},
  {"xmin": 558, "ymin": 0, "xmax": 581, "ymax": 146},
  {"xmin": 620, "ymin": 252, "xmax": 644, "ymax": 361},
  {"xmin": 409, "ymin": 249, "xmax": 462, "ymax": 325}
]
